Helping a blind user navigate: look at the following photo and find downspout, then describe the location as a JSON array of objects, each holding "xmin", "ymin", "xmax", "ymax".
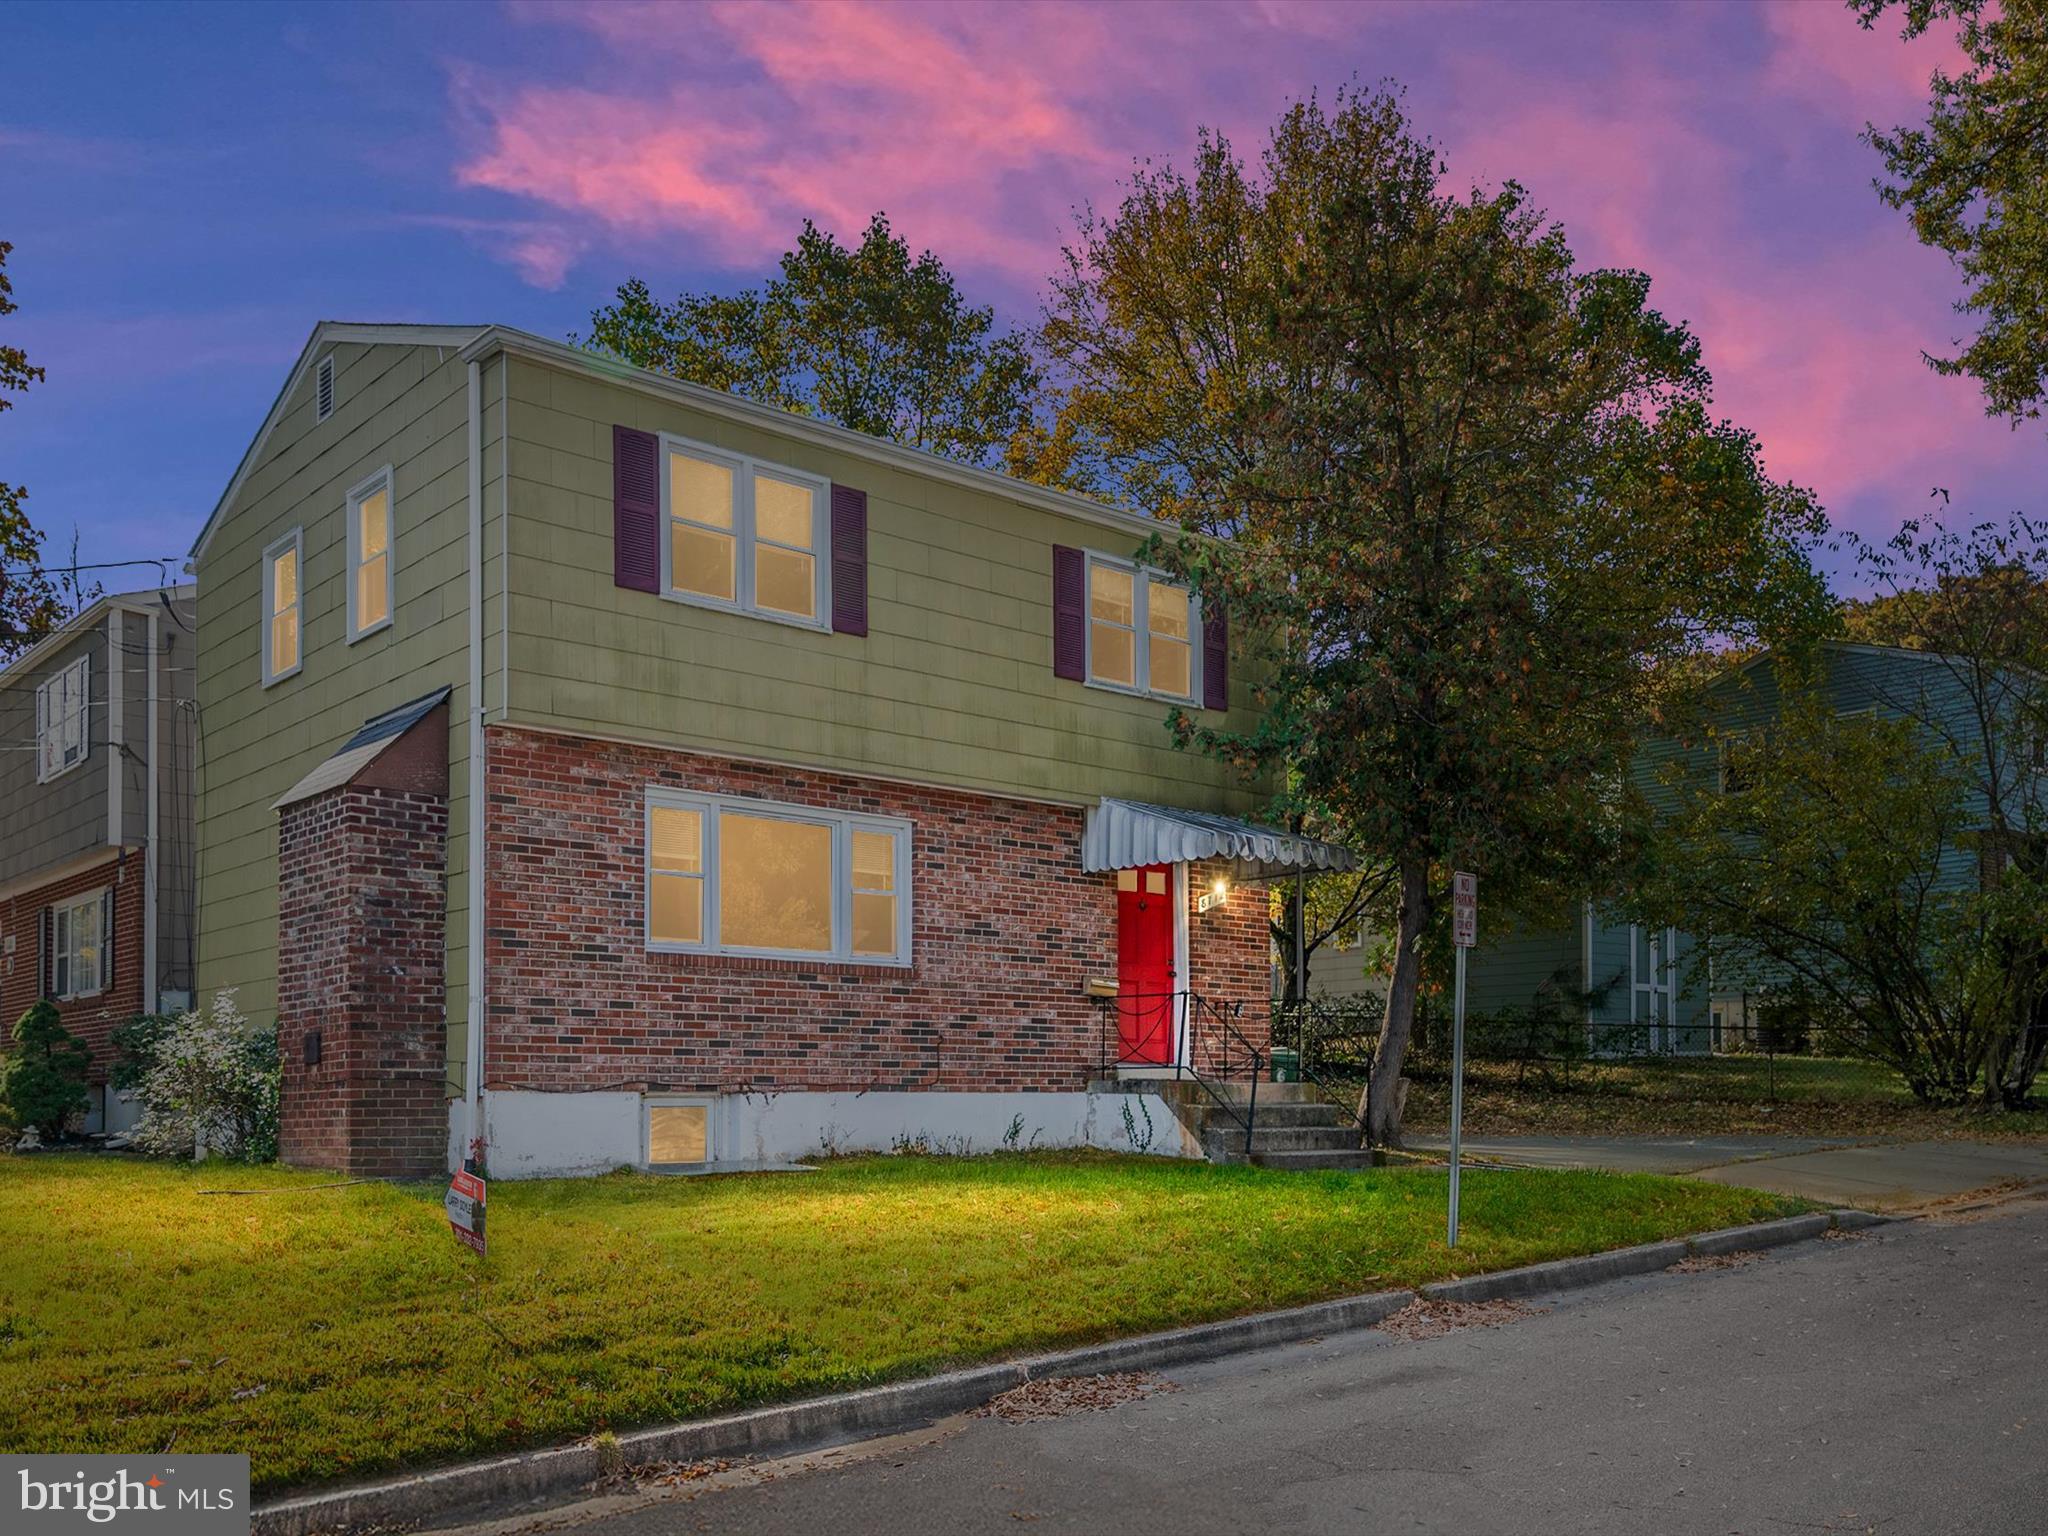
[
  {"xmin": 144, "ymin": 609, "xmax": 159, "ymax": 1015},
  {"xmin": 464, "ymin": 359, "xmax": 487, "ymax": 1172}
]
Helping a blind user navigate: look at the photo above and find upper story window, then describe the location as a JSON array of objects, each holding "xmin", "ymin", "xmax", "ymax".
[
  {"xmin": 315, "ymin": 354, "xmax": 336, "ymax": 423},
  {"xmin": 347, "ymin": 466, "xmax": 395, "ymax": 642},
  {"xmin": 1088, "ymin": 553, "xmax": 1197, "ymax": 701},
  {"xmin": 645, "ymin": 788, "xmax": 911, "ymax": 965},
  {"xmin": 49, "ymin": 889, "xmax": 107, "ymax": 1000},
  {"xmin": 262, "ymin": 528, "xmax": 304, "ymax": 686},
  {"xmin": 663, "ymin": 437, "xmax": 829, "ymax": 629},
  {"xmin": 35, "ymin": 654, "xmax": 90, "ymax": 783}
]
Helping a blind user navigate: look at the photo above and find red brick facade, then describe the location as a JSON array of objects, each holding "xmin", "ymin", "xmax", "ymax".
[
  {"xmin": 484, "ymin": 726, "xmax": 1272, "ymax": 1098},
  {"xmin": 0, "ymin": 850, "xmax": 145, "ymax": 1082},
  {"xmin": 276, "ymin": 785, "xmax": 450, "ymax": 1176}
]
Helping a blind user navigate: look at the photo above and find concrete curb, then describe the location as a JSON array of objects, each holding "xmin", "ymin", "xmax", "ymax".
[{"xmin": 250, "ymin": 1211, "xmax": 1859, "ymax": 1535}]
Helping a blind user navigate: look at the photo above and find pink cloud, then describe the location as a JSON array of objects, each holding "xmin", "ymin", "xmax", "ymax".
[
  {"xmin": 454, "ymin": 1, "xmax": 1129, "ymax": 281},
  {"xmin": 1761, "ymin": 0, "xmax": 1970, "ymax": 126}
]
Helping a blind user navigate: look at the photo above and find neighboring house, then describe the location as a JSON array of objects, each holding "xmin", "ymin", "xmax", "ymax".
[
  {"xmin": 189, "ymin": 323, "xmax": 1343, "ymax": 1179},
  {"xmin": 1459, "ymin": 639, "xmax": 2036, "ymax": 1052},
  {"xmin": 0, "ymin": 587, "xmax": 198, "ymax": 1131}
]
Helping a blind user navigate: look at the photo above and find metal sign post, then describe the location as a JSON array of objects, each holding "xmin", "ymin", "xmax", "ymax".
[{"xmin": 1449, "ymin": 871, "xmax": 1477, "ymax": 1248}]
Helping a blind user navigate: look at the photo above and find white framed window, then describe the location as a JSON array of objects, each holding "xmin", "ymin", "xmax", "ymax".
[
  {"xmin": 1086, "ymin": 552, "xmax": 1198, "ymax": 702},
  {"xmin": 660, "ymin": 435, "xmax": 829, "ymax": 630},
  {"xmin": 315, "ymin": 354, "xmax": 336, "ymax": 423},
  {"xmin": 35, "ymin": 654, "xmax": 90, "ymax": 783},
  {"xmin": 645, "ymin": 1097, "xmax": 713, "ymax": 1169},
  {"xmin": 50, "ymin": 889, "xmax": 107, "ymax": 1001},
  {"xmin": 645, "ymin": 788, "xmax": 912, "ymax": 965},
  {"xmin": 346, "ymin": 465, "xmax": 395, "ymax": 642},
  {"xmin": 262, "ymin": 528, "xmax": 304, "ymax": 686}
]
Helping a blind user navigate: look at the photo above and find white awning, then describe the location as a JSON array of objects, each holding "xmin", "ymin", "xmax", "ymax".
[{"xmin": 1082, "ymin": 798, "xmax": 1356, "ymax": 878}]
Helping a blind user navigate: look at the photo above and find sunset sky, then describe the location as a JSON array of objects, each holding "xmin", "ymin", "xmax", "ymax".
[{"xmin": 3, "ymin": 0, "xmax": 2039, "ymax": 591}]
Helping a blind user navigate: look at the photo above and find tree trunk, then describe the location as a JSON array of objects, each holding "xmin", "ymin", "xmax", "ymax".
[{"xmin": 1363, "ymin": 858, "xmax": 1431, "ymax": 1147}]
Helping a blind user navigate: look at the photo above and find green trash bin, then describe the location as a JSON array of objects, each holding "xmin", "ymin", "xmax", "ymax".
[{"xmin": 1269, "ymin": 1047, "xmax": 1301, "ymax": 1084}]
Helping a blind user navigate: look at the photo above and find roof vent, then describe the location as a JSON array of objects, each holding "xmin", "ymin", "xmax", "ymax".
[{"xmin": 315, "ymin": 354, "xmax": 336, "ymax": 423}]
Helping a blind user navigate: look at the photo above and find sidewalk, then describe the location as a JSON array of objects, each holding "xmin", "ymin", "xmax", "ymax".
[{"xmin": 1407, "ymin": 1133, "xmax": 2048, "ymax": 1209}]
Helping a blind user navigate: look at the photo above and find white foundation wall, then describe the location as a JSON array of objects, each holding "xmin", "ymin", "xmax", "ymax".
[{"xmin": 471, "ymin": 1088, "xmax": 1194, "ymax": 1179}]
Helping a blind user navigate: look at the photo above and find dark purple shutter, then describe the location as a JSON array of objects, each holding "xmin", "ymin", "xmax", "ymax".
[
  {"xmin": 612, "ymin": 425, "xmax": 660, "ymax": 594},
  {"xmin": 40, "ymin": 906, "xmax": 52, "ymax": 999},
  {"xmin": 1052, "ymin": 545, "xmax": 1085, "ymax": 681},
  {"xmin": 830, "ymin": 484, "xmax": 868, "ymax": 636},
  {"xmin": 102, "ymin": 886, "xmax": 116, "ymax": 993},
  {"xmin": 1202, "ymin": 602, "xmax": 1229, "ymax": 710}
]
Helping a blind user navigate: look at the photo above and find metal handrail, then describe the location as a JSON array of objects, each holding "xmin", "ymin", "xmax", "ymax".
[
  {"xmin": 1095, "ymin": 990, "xmax": 1266, "ymax": 1157},
  {"xmin": 1272, "ymin": 997, "xmax": 1379, "ymax": 1145}
]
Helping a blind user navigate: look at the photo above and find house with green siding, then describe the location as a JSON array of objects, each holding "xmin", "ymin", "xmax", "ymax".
[
  {"xmin": 189, "ymin": 322, "xmax": 1345, "ymax": 1178},
  {"xmin": 1451, "ymin": 639, "xmax": 2031, "ymax": 1052}
]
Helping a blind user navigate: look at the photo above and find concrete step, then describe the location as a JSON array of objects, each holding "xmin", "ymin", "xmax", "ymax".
[
  {"xmin": 1243, "ymin": 1148, "xmax": 1386, "ymax": 1172},
  {"xmin": 1203, "ymin": 1124, "xmax": 1363, "ymax": 1156},
  {"xmin": 1186, "ymin": 1100, "xmax": 1345, "ymax": 1129}
]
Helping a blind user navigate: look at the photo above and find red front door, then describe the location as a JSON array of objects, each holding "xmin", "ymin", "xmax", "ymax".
[{"xmin": 1116, "ymin": 864, "xmax": 1177, "ymax": 1065}]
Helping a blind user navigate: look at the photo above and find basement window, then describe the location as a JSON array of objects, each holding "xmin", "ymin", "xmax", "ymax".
[{"xmin": 646, "ymin": 1100, "xmax": 711, "ymax": 1169}]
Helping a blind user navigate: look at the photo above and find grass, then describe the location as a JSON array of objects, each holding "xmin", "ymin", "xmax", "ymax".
[
  {"xmin": 0, "ymin": 1151, "xmax": 1805, "ymax": 1495},
  {"xmin": 1398, "ymin": 1056, "xmax": 2048, "ymax": 1140}
]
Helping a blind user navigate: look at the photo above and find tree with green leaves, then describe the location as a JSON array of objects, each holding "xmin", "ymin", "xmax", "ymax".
[
  {"xmin": 0, "ymin": 241, "xmax": 65, "ymax": 663},
  {"xmin": 584, "ymin": 214, "xmax": 1042, "ymax": 468},
  {"xmin": 1639, "ymin": 515, "xmax": 2047, "ymax": 1107},
  {"xmin": 1856, "ymin": 0, "xmax": 2048, "ymax": 425},
  {"xmin": 1, "ymin": 998, "xmax": 92, "ymax": 1140},
  {"xmin": 1040, "ymin": 86, "xmax": 1832, "ymax": 1144}
]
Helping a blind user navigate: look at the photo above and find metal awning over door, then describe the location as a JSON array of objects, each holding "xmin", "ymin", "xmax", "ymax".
[{"xmin": 1081, "ymin": 798, "xmax": 1356, "ymax": 879}]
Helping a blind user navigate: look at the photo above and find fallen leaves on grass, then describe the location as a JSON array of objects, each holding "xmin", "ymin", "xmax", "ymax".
[
  {"xmin": 1373, "ymin": 1298, "xmax": 1539, "ymax": 1340},
  {"xmin": 1666, "ymin": 1250, "xmax": 1765, "ymax": 1274},
  {"xmin": 976, "ymin": 1372, "xmax": 1177, "ymax": 1423}
]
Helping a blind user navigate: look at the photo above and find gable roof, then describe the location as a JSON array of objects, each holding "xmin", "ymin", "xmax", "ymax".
[
  {"xmin": 187, "ymin": 322, "xmax": 486, "ymax": 567},
  {"xmin": 0, "ymin": 584, "xmax": 197, "ymax": 691},
  {"xmin": 191, "ymin": 319, "xmax": 1177, "ymax": 570}
]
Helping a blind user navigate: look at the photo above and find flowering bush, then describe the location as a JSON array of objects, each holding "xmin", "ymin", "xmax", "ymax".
[{"xmin": 132, "ymin": 991, "xmax": 280, "ymax": 1162}]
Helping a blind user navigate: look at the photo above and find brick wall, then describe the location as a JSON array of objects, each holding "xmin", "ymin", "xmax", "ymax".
[
  {"xmin": 0, "ymin": 850, "xmax": 145, "ymax": 1079},
  {"xmin": 484, "ymin": 726, "xmax": 1272, "ymax": 1099},
  {"xmin": 277, "ymin": 785, "xmax": 449, "ymax": 1175}
]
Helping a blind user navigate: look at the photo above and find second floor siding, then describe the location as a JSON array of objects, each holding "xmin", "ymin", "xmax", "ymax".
[{"xmin": 497, "ymin": 351, "xmax": 1266, "ymax": 813}]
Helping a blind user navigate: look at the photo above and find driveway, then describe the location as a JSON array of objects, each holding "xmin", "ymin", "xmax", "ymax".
[
  {"xmin": 1409, "ymin": 1132, "xmax": 2048, "ymax": 1210},
  {"xmin": 443, "ymin": 1193, "xmax": 2048, "ymax": 1536}
]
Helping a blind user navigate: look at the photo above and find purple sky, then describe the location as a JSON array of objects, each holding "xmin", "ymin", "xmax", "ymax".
[{"xmin": 3, "ymin": 0, "xmax": 2039, "ymax": 593}]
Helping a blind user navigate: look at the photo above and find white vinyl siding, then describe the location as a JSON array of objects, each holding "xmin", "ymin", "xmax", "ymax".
[
  {"xmin": 346, "ymin": 466, "xmax": 396, "ymax": 642},
  {"xmin": 644, "ymin": 788, "xmax": 911, "ymax": 965},
  {"xmin": 1086, "ymin": 552, "xmax": 1198, "ymax": 702},
  {"xmin": 661, "ymin": 435, "xmax": 829, "ymax": 630},
  {"xmin": 35, "ymin": 655, "xmax": 90, "ymax": 783},
  {"xmin": 261, "ymin": 528, "xmax": 304, "ymax": 686}
]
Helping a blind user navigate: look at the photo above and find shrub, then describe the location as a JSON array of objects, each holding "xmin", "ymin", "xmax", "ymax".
[
  {"xmin": 110, "ymin": 1012, "xmax": 178, "ymax": 1092},
  {"xmin": 131, "ymin": 991, "xmax": 280, "ymax": 1163},
  {"xmin": 1, "ymin": 999, "xmax": 93, "ymax": 1140},
  {"xmin": 3, "ymin": 999, "xmax": 95, "ymax": 1146}
]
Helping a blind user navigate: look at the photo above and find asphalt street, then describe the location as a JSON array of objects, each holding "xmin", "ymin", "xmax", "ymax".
[{"xmin": 454, "ymin": 1194, "xmax": 2048, "ymax": 1536}]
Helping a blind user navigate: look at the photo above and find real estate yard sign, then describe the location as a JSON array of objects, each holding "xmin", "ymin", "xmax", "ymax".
[{"xmin": 446, "ymin": 1169, "xmax": 486, "ymax": 1255}]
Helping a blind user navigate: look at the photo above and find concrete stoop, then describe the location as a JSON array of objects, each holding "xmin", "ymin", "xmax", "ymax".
[{"xmin": 1127, "ymin": 1078, "xmax": 1381, "ymax": 1171}]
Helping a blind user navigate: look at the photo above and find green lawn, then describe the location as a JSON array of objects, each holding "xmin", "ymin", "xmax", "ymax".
[{"xmin": 0, "ymin": 1152, "xmax": 1802, "ymax": 1494}]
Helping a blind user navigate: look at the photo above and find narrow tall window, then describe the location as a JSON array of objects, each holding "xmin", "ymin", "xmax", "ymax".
[
  {"xmin": 347, "ymin": 467, "xmax": 395, "ymax": 641},
  {"xmin": 1086, "ymin": 553, "xmax": 1197, "ymax": 701},
  {"xmin": 35, "ymin": 654, "xmax": 90, "ymax": 783},
  {"xmin": 51, "ymin": 890, "xmax": 105, "ymax": 1000},
  {"xmin": 663, "ymin": 438, "xmax": 827, "ymax": 627},
  {"xmin": 263, "ymin": 528, "xmax": 303, "ymax": 686}
]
